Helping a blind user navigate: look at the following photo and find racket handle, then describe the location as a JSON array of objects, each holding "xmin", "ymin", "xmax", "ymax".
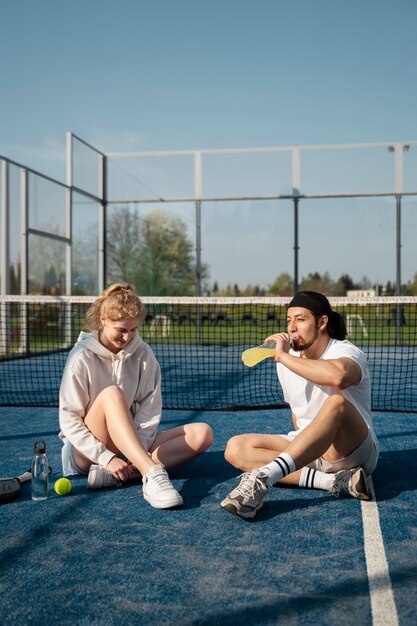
[{"xmin": 17, "ymin": 471, "xmax": 32, "ymax": 484}]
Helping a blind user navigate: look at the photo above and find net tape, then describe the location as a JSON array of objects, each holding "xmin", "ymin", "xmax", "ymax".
[{"xmin": 0, "ymin": 296, "xmax": 416, "ymax": 412}]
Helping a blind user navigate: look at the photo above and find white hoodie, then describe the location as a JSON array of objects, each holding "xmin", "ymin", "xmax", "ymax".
[{"xmin": 59, "ymin": 331, "xmax": 162, "ymax": 469}]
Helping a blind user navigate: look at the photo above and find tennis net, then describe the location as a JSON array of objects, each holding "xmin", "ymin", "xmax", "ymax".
[{"xmin": 0, "ymin": 295, "xmax": 416, "ymax": 412}]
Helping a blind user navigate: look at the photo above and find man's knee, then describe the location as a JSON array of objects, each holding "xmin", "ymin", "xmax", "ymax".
[
  {"xmin": 322, "ymin": 393, "xmax": 351, "ymax": 416},
  {"xmin": 224, "ymin": 435, "xmax": 245, "ymax": 466},
  {"xmin": 321, "ymin": 395, "xmax": 367, "ymax": 437}
]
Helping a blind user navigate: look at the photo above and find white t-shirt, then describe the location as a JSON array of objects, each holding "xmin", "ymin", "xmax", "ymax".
[{"xmin": 277, "ymin": 338, "xmax": 373, "ymax": 433}]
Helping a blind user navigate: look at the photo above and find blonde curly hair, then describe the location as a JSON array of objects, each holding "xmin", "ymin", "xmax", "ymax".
[{"xmin": 85, "ymin": 283, "xmax": 145, "ymax": 331}]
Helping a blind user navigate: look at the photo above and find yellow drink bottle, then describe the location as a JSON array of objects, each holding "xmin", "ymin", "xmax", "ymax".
[
  {"xmin": 241, "ymin": 342, "xmax": 276, "ymax": 367},
  {"xmin": 241, "ymin": 334, "xmax": 299, "ymax": 367}
]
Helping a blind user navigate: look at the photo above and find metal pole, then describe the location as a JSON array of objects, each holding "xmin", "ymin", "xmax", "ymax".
[
  {"xmin": 20, "ymin": 168, "xmax": 28, "ymax": 295},
  {"xmin": 396, "ymin": 194, "xmax": 402, "ymax": 345},
  {"xmin": 292, "ymin": 148, "xmax": 300, "ymax": 295},
  {"xmin": 99, "ymin": 153, "xmax": 107, "ymax": 293},
  {"xmin": 194, "ymin": 151, "xmax": 202, "ymax": 297},
  {"xmin": 66, "ymin": 132, "xmax": 73, "ymax": 296},
  {"xmin": 293, "ymin": 197, "xmax": 299, "ymax": 294},
  {"xmin": 65, "ymin": 186, "xmax": 72, "ymax": 295},
  {"xmin": 195, "ymin": 200, "xmax": 202, "ymax": 297},
  {"xmin": 393, "ymin": 144, "xmax": 404, "ymax": 345},
  {"xmin": 20, "ymin": 167, "xmax": 29, "ymax": 352},
  {"xmin": 396, "ymin": 194, "xmax": 401, "ymax": 296},
  {"xmin": 0, "ymin": 160, "xmax": 10, "ymax": 295},
  {"xmin": 0, "ymin": 160, "xmax": 10, "ymax": 355}
]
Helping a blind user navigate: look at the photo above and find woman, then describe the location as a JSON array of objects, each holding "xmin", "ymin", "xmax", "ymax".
[{"xmin": 59, "ymin": 283, "xmax": 213, "ymax": 509}]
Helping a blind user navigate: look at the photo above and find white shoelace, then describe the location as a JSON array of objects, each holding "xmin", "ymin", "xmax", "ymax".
[
  {"xmin": 236, "ymin": 472, "xmax": 262, "ymax": 498},
  {"xmin": 148, "ymin": 468, "xmax": 171, "ymax": 489}
]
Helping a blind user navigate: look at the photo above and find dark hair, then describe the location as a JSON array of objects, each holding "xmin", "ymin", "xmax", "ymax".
[{"xmin": 288, "ymin": 291, "xmax": 347, "ymax": 340}]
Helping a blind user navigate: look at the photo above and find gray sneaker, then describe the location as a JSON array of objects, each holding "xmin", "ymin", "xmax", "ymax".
[
  {"xmin": 331, "ymin": 467, "xmax": 370, "ymax": 500},
  {"xmin": 221, "ymin": 470, "xmax": 268, "ymax": 519},
  {"xmin": 87, "ymin": 464, "xmax": 122, "ymax": 490}
]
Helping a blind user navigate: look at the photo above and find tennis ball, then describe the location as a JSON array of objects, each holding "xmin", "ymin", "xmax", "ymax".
[{"xmin": 54, "ymin": 477, "xmax": 72, "ymax": 496}]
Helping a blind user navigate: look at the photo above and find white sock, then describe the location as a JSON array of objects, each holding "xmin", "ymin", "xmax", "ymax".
[
  {"xmin": 258, "ymin": 452, "xmax": 296, "ymax": 487},
  {"xmin": 299, "ymin": 467, "xmax": 336, "ymax": 491}
]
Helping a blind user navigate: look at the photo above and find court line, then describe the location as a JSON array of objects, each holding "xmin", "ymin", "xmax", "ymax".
[{"xmin": 361, "ymin": 477, "xmax": 399, "ymax": 626}]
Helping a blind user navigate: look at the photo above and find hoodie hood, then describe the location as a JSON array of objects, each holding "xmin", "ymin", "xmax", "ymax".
[
  {"xmin": 75, "ymin": 331, "xmax": 143, "ymax": 385},
  {"xmin": 76, "ymin": 330, "xmax": 142, "ymax": 358}
]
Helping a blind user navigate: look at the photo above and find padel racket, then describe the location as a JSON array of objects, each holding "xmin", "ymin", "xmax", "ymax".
[{"xmin": 0, "ymin": 471, "xmax": 32, "ymax": 504}]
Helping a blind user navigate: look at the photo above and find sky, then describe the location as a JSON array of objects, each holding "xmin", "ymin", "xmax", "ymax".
[{"xmin": 1, "ymin": 0, "xmax": 417, "ymax": 291}]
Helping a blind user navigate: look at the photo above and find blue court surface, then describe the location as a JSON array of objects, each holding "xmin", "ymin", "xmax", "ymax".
[{"xmin": 1, "ymin": 405, "xmax": 416, "ymax": 626}]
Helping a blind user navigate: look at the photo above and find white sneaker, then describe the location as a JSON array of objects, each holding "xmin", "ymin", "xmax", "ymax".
[
  {"xmin": 87, "ymin": 464, "xmax": 122, "ymax": 490},
  {"xmin": 142, "ymin": 465, "xmax": 183, "ymax": 509}
]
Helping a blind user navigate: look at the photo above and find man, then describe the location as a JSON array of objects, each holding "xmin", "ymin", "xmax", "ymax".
[{"xmin": 221, "ymin": 291, "xmax": 379, "ymax": 520}]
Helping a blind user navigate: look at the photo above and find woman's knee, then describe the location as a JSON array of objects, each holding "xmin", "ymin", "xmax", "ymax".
[
  {"xmin": 98, "ymin": 385, "xmax": 123, "ymax": 401},
  {"xmin": 187, "ymin": 422, "xmax": 213, "ymax": 452},
  {"xmin": 95, "ymin": 385, "xmax": 128, "ymax": 412}
]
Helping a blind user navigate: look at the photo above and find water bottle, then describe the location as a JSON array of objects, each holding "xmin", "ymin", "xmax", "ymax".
[{"xmin": 31, "ymin": 439, "xmax": 49, "ymax": 501}]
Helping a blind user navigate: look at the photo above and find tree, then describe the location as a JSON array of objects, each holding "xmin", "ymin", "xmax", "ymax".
[
  {"xmin": 410, "ymin": 273, "xmax": 417, "ymax": 296},
  {"xmin": 334, "ymin": 274, "xmax": 357, "ymax": 295},
  {"xmin": 27, "ymin": 230, "xmax": 65, "ymax": 294},
  {"xmin": 384, "ymin": 281, "xmax": 395, "ymax": 295},
  {"xmin": 267, "ymin": 273, "xmax": 293, "ymax": 296},
  {"xmin": 106, "ymin": 206, "xmax": 144, "ymax": 288},
  {"xmin": 299, "ymin": 272, "xmax": 334, "ymax": 294},
  {"xmin": 359, "ymin": 276, "xmax": 372, "ymax": 290},
  {"xmin": 106, "ymin": 206, "xmax": 207, "ymax": 296}
]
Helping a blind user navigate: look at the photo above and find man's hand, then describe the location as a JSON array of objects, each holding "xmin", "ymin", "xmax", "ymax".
[{"xmin": 265, "ymin": 332, "xmax": 291, "ymax": 361}]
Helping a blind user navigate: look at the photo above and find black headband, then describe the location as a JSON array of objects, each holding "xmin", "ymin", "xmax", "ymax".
[{"xmin": 287, "ymin": 294, "xmax": 332, "ymax": 317}]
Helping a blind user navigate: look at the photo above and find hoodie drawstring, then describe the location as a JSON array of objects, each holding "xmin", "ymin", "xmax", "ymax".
[{"xmin": 111, "ymin": 353, "xmax": 124, "ymax": 385}]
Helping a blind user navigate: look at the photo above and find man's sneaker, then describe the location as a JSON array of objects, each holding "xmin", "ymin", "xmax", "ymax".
[
  {"xmin": 87, "ymin": 464, "xmax": 122, "ymax": 490},
  {"xmin": 221, "ymin": 470, "xmax": 268, "ymax": 520},
  {"xmin": 142, "ymin": 465, "xmax": 183, "ymax": 509},
  {"xmin": 331, "ymin": 467, "xmax": 370, "ymax": 500}
]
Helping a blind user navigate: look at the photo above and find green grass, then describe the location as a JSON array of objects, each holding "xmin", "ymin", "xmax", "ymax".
[{"xmin": 2, "ymin": 302, "xmax": 415, "ymax": 356}]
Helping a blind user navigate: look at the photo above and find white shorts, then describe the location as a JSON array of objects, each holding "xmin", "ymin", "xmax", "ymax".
[
  {"xmin": 61, "ymin": 442, "xmax": 89, "ymax": 477},
  {"xmin": 283, "ymin": 427, "xmax": 379, "ymax": 476}
]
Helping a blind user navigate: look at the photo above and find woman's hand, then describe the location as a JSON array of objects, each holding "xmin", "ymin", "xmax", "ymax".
[{"xmin": 106, "ymin": 456, "xmax": 138, "ymax": 482}]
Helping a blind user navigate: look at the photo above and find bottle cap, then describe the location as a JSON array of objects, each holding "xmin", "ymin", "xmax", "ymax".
[{"xmin": 34, "ymin": 439, "xmax": 46, "ymax": 455}]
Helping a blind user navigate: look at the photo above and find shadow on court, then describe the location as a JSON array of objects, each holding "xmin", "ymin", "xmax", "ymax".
[
  {"xmin": 373, "ymin": 449, "xmax": 417, "ymax": 500},
  {"xmin": 0, "ymin": 407, "xmax": 416, "ymax": 625}
]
